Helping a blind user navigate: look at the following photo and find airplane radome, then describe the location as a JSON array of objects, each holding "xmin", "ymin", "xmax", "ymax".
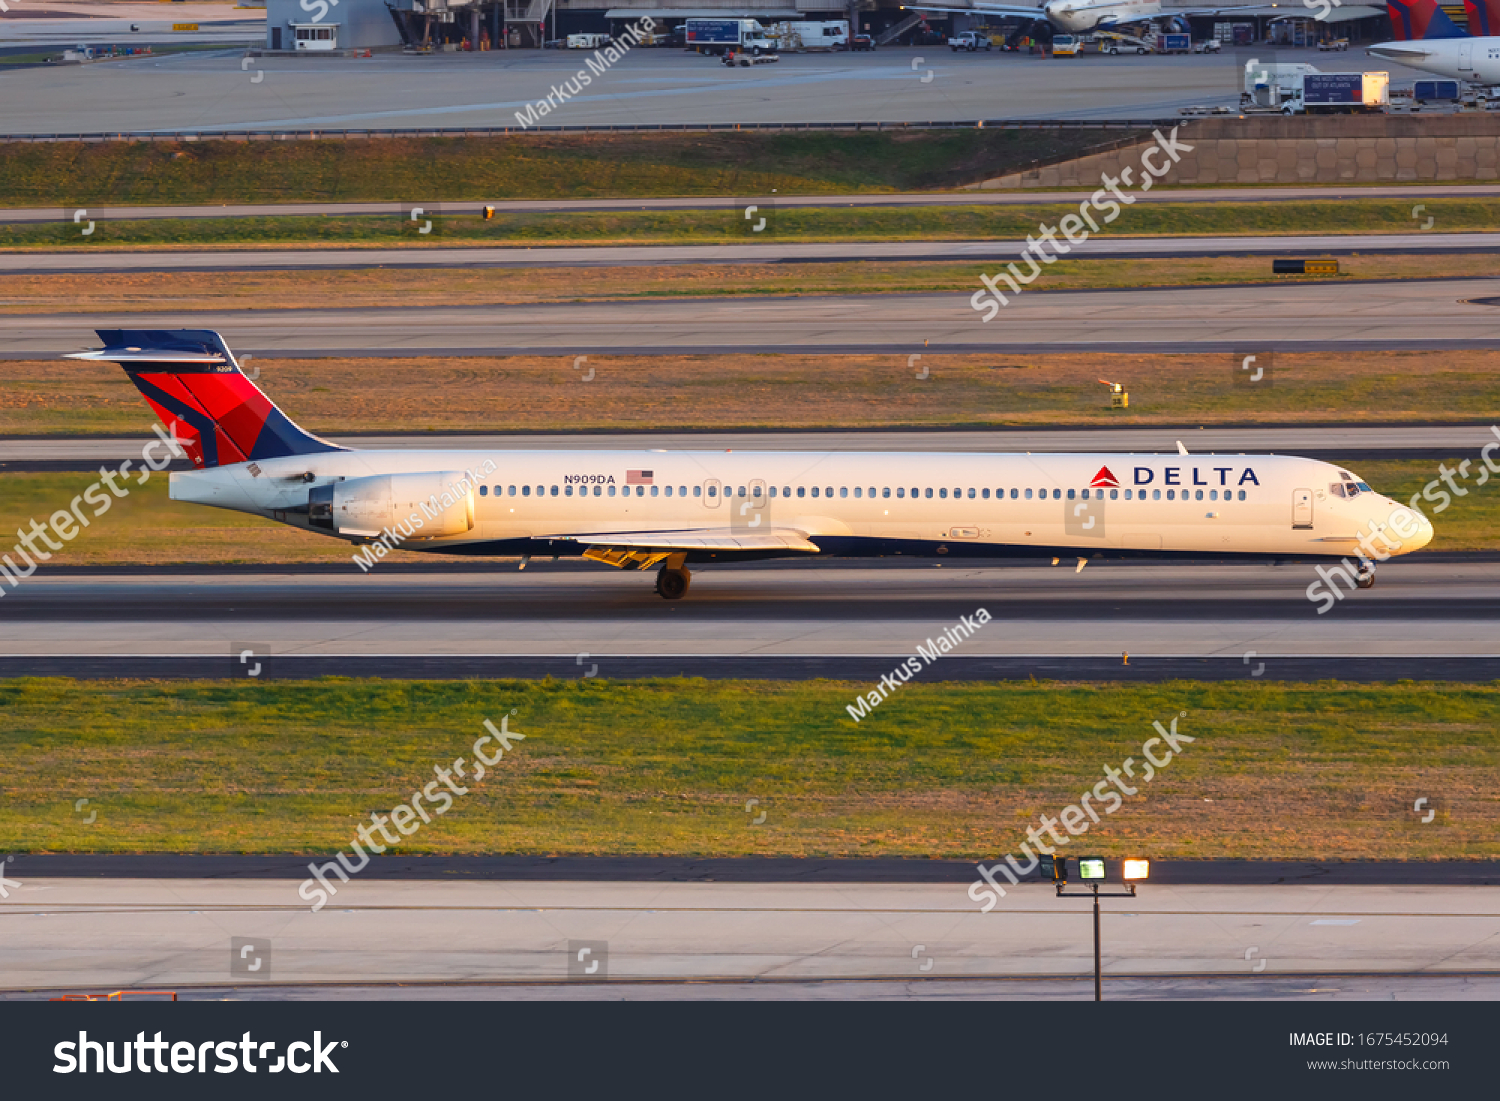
[{"xmin": 70, "ymin": 330, "xmax": 1434, "ymax": 600}]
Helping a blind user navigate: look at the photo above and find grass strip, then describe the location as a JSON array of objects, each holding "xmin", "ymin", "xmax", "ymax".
[
  {"xmin": 6, "ymin": 351, "xmax": 1498, "ymax": 437},
  {"xmin": 3, "ymin": 254, "xmax": 1497, "ymax": 317},
  {"xmin": 0, "ymin": 131, "xmax": 1125, "ymax": 207},
  {"xmin": 0, "ymin": 678, "xmax": 1494, "ymax": 859},
  {"xmin": 4, "ymin": 198, "xmax": 1498, "ymax": 248}
]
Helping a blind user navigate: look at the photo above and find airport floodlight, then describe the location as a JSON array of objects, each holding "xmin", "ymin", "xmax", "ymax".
[
  {"xmin": 1078, "ymin": 857, "xmax": 1106, "ymax": 881},
  {"xmin": 1040, "ymin": 854, "xmax": 1068, "ymax": 882},
  {"xmin": 1123, "ymin": 859, "xmax": 1150, "ymax": 881}
]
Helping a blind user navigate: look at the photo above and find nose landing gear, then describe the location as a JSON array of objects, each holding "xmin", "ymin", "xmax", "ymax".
[
  {"xmin": 1355, "ymin": 564, "xmax": 1376, "ymax": 589},
  {"xmin": 656, "ymin": 566, "xmax": 692, "ymax": 600}
]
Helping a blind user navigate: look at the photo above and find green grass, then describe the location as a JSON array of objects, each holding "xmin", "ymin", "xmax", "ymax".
[
  {"xmin": 0, "ymin": 678, "xmax": 1495, "ymax": 859},
  {"xmin": 0, "ymin": 131, "xmax": 1125, "ymax": 207},
  {"xmin": 5, "ymin": 199, "xmax": 1498, "ymax": 248},
  {"xmin": 0, "ymin": 458, "xmax": 1492, "ymax": 567}
]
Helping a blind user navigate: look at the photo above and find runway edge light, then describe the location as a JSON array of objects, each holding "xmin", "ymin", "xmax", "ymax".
[
  {"xmin": 1123, "ymin": 858, "xmax": 1150, "ymax": 881},
  {"xmin": 1078, "ymin": 856, "xmax": 1106, "ymax": 881}
]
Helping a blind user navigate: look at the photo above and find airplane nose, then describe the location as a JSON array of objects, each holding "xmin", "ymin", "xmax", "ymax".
[{"xmin": 1410, "ymin": 513, "xmax": 1435, "ymax": 552}]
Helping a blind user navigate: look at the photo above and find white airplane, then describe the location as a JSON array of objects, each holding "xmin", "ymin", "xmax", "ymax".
[
  {"xmin": 1367, "ymin": 0, "xmax": 1500, "ymax": 86},
  {"xmin": 904, "ymin": 0, "xmax": 1260, "ymax": 37},
  {"xmin": 71, "ymin": 329, "xmax": 1433, "ymax": 600}
]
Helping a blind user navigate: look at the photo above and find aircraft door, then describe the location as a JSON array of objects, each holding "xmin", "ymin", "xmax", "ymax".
[
  {"xmin": 703, "ymin": 478, "xmax": 722, "ymax": 508},
  {"xmin": 1292, "ymin": 488, "xmax": 1313, "ymax": 529},
  {"xmin": 1461, "ymin": 41, "xmax": 1473, "ymax": 70}
]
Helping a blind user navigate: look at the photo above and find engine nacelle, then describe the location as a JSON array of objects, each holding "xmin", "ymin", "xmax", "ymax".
[{"xmin": 308, "ymin": 471, "xmax": 475, "ymax": 538}]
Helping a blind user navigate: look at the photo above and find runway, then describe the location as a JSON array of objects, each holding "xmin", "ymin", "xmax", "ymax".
[
  {"xmin": 4, "ymin": 562, "xmax": 1498, "ymax": 680},
  {"xmin": 2, "ymin": 233, "xmax": 1494, "ymax": 276},
  {"xmin": 0, "ymin": 47, "xmax": 1426, "ymax": 134},
  {"xmin": 1, "ymin": 877, "xmax": 1495, "ymax": 992},
  {"xmin": 4, "ymin": 185, "xmax": 1496, "ymax": 224},
  {"xmin": 8, "ymin": 278, "xmax": 1500, "ymax": 357},
  {"xmin": 5, "ymin": 425, "xmax": 1492, "ymax": 468}
]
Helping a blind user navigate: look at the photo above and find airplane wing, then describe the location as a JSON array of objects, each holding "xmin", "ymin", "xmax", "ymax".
[
  {"xmin": 902, "ymin": 4, "xmax": 1049, "ymax": 20},
  {"xmin": 567, "ymin": 529, "xmax": 822, "ymax": 570}
]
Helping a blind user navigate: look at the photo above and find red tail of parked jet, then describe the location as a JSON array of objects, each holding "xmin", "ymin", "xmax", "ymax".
[
  {"xmin": 1464, "ymin": 0, "xmax": 1500, "ymax": 35},
  {"xmin": 1386, "ymin": 0, "xmax": 1467, "ymax": 38},
  {"xmin": 67, "ymin": 329, "xmax": 342, "ymax": 470}
]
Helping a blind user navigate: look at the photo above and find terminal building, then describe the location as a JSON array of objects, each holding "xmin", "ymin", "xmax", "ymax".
[{"xmin": 260, "ymin": 0, "xmax": 1402, "ymax": 54}]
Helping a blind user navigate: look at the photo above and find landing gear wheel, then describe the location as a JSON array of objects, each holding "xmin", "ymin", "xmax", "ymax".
[
  {"xmin": 1355, "ymin": 569, "xmax": 1376, "ymax": 590},
  {"xmin": 656, "ymin": 566, "xmax": 692, "ymax": 600}
]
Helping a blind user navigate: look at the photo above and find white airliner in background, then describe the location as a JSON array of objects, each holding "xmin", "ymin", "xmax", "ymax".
[
  {"xmin": 1367, "ymin": 0, "xmax": 1500, "ymax": 87},
  {"xmin": 72, "ymin": 330, "xmax": 1433, "ymax": 600},
  {"xmin": 905, "ymin": 0, "xmax": 1260, "ymax": 36}
]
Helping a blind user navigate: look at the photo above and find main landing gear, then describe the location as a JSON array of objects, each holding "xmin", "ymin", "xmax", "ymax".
[
  {"xmin": 656, "ymin": 566, "xmax": 692, "ymax": 600},
  {"xmin": 1355, "ymin": 563, "xmax": 1376, "ymax": 589}
]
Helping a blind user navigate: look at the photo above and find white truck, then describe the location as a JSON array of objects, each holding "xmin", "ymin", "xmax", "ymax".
[
  {"xmin": 1278, "ymin": 71, "xmax": 1389, "ymax": 114},
  {"xmin": 769, "ymin": 19, "xmax": 849, "ymax": 51},
  {"xmin": 685, "ymin": 18, "xmax": 775, "ymax": 55},
  {"xmin": 567, "ymin": 33, "xmax": 609, "ymax": 49},
  {"xmin": 1240, "ymin": 60, "xmax": 1320, "ymax": 107},
  {"xmin": 948, "ymin": 30, "xmax": 992, "ymax": 51}
]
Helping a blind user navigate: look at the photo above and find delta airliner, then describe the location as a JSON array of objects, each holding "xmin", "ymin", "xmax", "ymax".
[{"xmin": 71, "ymin": 329, "xmax": 1433, "ymax": 600}]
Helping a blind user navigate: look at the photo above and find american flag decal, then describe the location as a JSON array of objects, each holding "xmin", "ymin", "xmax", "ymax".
[{"xmin": 626, "ymin": 470, "xmax": 653, "ymax": 485}]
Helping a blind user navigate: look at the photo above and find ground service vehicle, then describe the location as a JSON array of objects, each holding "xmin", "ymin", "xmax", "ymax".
[
  {"xmin": 685, "ymin": 18, "xmax": 773, "ymax": 54},
  {"xmin": 1158, "ymin": 32, "xmax": 1190, "ymax": 52},
  {"xmin": 1241, "ymin": 61, "xmax": 1320, "ymax": 105},
  {"xmin": 1413, "ymin": 78, "xmax": 1461, "ymax": 101},
  {"xmin": 1281, "ymin": 71, "xmax": 1390, "ymax": 113},
  {"xmin": 771, "ymin": 19, "xmax": 848, "ymax": 49},
  {"xmin": 567, "ymin": 33, "xmax": 609, "ymax": 48},
  {"xmin": 1052, "ymin": 33, "xmax": 1080, "ymax": 55},
  {"xmin": 850, "ymin": 32, "xmax": 875, "ymax": 50},
  {"xmin": 948, "ymin": 30, "xmax": 992, "ymax": 50}
]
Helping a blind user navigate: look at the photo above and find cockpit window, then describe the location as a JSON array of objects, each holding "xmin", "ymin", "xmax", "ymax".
[
  {"xmin": 1355, "ymin": 482, "xmax": 1372, "ymax": 492},
  {"xmin": 1330, "ymin": 483, "xmax": 1346, "ymax": 498}
]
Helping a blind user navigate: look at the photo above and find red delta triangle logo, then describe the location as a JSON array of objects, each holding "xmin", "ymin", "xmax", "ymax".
[{"xmin": 1089, "ymin": 466, "xmax": 1120, "ymax": 489}]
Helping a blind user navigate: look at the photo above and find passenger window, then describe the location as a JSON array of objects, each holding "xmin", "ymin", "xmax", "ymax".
[
  {"xmin": 565, "ymin": 485, "xmax": 573, "ymax": 497},
  {"xmin": 1067, "ymin": 489, "xmax": 1076, "ymax": 500},
  {"xmin": 1010, "ymin": 488, "xmax": 1018, "ymax": 499},
  {"xmin": 665, "ymin": 486, "xmax": 672, "ymax": 497},
  {"xmin": 853, "ymin": 487, "xmax": 862, "ymax": 498},
  {"xmin": 1153, "ymin": 489, "xmax": 1161, "ymax": 500},
  {"xmin": 982, "ymin": 488, "xmax": 990, "ymax": 499},
  {"xmin": 608, "ymin": 485, "xmax": 616, "ymax": 497},
  {"xmin": 841, "ymin": 487, "xmax": 848, "ymax": 498},
  {"xmin": 967, "ymin": 488, "xmax": 975, "ymax": 499},
  {"xmin": 1166, "ymin": 489, "xmax": 1174, "ymax": 500},
  {"xmin": 708, "ymin": 485, "xmax": 717, "ymax": 498},
  {"xmin": 798, "ymin": 487, "xmax": 805, "ymax": 498},
  {"xmin": 480, "ymin": 485, "xmax": 489, "ymax": 497},
  {"xmin": 925, "ymin": 488, "xmax": 933, "ymax": 499},
  {"xmin": 1209, "ymin": 490, "xmax": 1217, "ymax": 501},
  {"xmin": 595, "ymin": 485, "xmax": 602, "ymax": 497},
  {"xmin": 896, "ymin": 488, "xmax": 905, "ymax": 498},
  {"xmin": 825, "ymin": 487, "xmax": 833, "ymax": 497},
  {"xmin": 883, "ymin": 487, "xmax": 891, "ymax": 498},
  {"xmin": 694, "ymin": 486, "xmax": 701, "ymax": 497},
  {"xmin": 680, "ymin": 486, "xmax": 686, "ymax": 497},
  {"xmin": 1025, "ymin": 489, "xmax": 1033, "ymax": 500},
  {"xmin": 1110, "ymin": 489, "xmax": 1118, "ymax": 500},
  {"xmin": 1238, "ymin": 490, "xmax": 1246, "ymax": 501},
  {"xmin": 508, "ymin": 486, "xmax": 516, "ymax": 496},
  {"xmin": 522, "ymin": 485, "xmax": 531, "ymax": 497},
  {"xmin": 1195, "ymin": 490, "xmax": 1203, "ymax": 501},
  {"xmin": 811, "ymin": 487, "xmax": 819, "ymax": 498},
  {"xmin": 637, "ymin": 486, "xmax": 645, "ymax": 497},
  {"xmin": 939, "ymin": 488, "xmax": 947, "ymax": 499}
]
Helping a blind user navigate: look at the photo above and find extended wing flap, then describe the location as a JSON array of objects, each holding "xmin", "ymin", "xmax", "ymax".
[{"xmin": 570, "ymin": 529, "xmax": 821, "ymax": 570}]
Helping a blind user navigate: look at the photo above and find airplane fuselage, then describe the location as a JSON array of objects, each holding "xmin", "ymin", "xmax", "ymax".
[
  {"xmin": 170, "ymin": 448, "xmax": 1432, "ymax": 564},
  {"xmin": 1367, "ymin": 36, "xmax": 1500, "ymax": 84},
  {"xmin": 1044, "ymin": 0, "xmax": 1162, "ymax": 33}
]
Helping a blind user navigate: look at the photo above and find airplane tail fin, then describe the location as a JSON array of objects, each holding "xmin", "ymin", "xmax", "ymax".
[
  {"xmin": 66, "ymin": 329, "xmax": 343, "ymax": 470},
  {"xmin": 1386, "ymin": 0, "xmax": 1467, "ymax": 38},
  {"xmin": 1464, "ymin": 0, "xmax": 1499, "ymax": 35}
]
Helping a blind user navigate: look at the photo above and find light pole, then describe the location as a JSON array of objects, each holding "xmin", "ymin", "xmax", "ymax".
[{"xmin": 1045, "ymin": 856, "xmax": 1150, "ymax": 1001}]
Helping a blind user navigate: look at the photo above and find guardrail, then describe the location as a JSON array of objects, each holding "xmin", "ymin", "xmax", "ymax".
[{"xmin": 0, "ymin": 119, "xmax": 1182, "ymax": 142}]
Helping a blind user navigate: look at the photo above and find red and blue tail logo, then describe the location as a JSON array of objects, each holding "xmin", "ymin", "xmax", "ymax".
[
  {"xmin": 68, "ymin": 329, "xmax": 343, "ymax": 470},
  {"xmin": 1465, "ymin": 0, "xmax": 1499, "ymax": 35},
  {"xmin": 1387, "ymin": 0, "xmax": 1467, "ymax": 38}
]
